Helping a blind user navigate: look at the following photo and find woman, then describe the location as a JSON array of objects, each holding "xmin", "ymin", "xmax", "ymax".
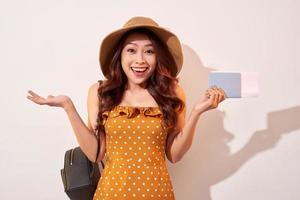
[{"xmin": 27, "ymin": 16, "xmax": 226, "ymax": 200}]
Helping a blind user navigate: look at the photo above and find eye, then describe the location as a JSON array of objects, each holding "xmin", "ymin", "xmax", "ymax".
[
  {"xmin": 145, "ymin": 49, "xmax": 154, "ymax": 54},
  {"xmin": 127, "ymin": 48, "xmax": 135, "ymax": 53}
]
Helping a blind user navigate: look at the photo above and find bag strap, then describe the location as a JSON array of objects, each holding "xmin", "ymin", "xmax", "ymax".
[
  {"xmin": 94, "ymin": 80, "xmax": 105, "ymax": 168},
  {"xmin": 94, "ymin": 134, "xmax": 100, "ymax": 163},
  {"xmin": 95, "ymin": 134, "xmax": 104, "ymax": 168}
]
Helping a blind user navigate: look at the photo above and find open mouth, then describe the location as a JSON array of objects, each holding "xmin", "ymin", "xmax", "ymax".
[{"xmin": 130, "ymin": 67, "xmax": 149, "ymax": 75}]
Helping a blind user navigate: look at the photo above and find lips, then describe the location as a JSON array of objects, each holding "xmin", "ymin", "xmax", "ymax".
[
  {"xmin": 130, "ymin": 66, "xmax": 150, "ymax": 78},
  {"xmin": 130, "ymin": 67, "xmax": 148, "ymax": 73}
]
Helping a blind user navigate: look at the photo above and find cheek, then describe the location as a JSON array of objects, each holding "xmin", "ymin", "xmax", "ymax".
[
  {"xmin": 149, "ymin": 56, "xmax": 157, "ymax": 67},
  {"xmin": 121, "ymin": 54, "xmax": 130, "ymax": 68},
  {"xmin": 121, "ymin": 52, "xmax": 125, "ymax": 62},
  {"xmin": 149, "ymin": 59, "xmax": 157, "ymax": 74}
]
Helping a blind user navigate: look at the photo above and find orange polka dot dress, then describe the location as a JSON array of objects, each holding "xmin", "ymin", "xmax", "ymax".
[{"xmin": 93, "ymin": 105, "xmax": 175, "ymax": 200}]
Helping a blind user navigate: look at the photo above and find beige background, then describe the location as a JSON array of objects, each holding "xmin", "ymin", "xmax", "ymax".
[{"xmin": 1, "ymin": 0, "xmax": 299, "ymax": 199}]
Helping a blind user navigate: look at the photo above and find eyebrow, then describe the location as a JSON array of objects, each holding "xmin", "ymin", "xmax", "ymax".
[{"xmin": 126, "ymin": 42, "xmax": 153, "ymax": 47}]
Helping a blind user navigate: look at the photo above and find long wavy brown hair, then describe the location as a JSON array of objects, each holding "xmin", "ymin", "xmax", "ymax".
[{"xmin": 95, "ymin": 28, "xmax": 184, "ymax": 139}]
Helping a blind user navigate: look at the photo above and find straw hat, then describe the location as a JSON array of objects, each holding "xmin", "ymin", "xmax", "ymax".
[{"xmin": 99, "ymin": 16, "xmax": 183, "ymax": 78}]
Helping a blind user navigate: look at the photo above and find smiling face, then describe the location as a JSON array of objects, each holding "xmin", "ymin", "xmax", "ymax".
[{"xmin": 121, "ymin": 32, "xmax": 157, "ymax": 89}]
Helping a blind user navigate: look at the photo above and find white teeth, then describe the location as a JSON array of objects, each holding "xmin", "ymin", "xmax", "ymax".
[{"xmin": 131, "ymin": 67, "xmax": 148, "ymax": 72}]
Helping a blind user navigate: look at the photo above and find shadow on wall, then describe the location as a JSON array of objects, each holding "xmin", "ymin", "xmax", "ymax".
[{"xmin": 168, "ymin": 44, "xmax": 300, "ymax": 200}]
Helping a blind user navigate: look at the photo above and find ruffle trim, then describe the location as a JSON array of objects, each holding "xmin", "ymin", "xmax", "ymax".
[{"xmin": 101, "ymin": 105, "xmax": 163, "ymax": 125}]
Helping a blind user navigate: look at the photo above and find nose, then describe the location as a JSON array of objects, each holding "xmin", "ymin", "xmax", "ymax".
[{"xmin": 135, "ymin": 51, "xmax": 145, "ymax": 65}]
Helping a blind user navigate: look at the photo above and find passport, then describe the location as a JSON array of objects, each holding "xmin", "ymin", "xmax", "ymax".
[{"xmin": 208, "ymin": 71, "xmax": 259, "ymax": 98}]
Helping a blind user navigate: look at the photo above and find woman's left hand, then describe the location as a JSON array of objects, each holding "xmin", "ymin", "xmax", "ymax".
[{"xmin": 193, "ymin": 86, "xmax": 227, "ymax": 114}]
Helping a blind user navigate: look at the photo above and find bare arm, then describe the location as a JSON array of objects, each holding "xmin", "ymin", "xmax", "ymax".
[
  {"xmin": 165, "ymin": 84, "xmax": 225, "ymax": 163},
  {"xmin": 166, "ymin": 106, "xmax": 202, "ymax": 163},
  {"xmin": 27, "ymin": 83, "xmax": 105, "ymax": 162},
  {"xmin": 63, "ymin": 99, "xmax": 98, "ymax": 162},
  {"xmin": 86, "ymin": 82, "xmax": 106, "ymax": 162},
  {"xmin": 64, "ymin": 81, "xmax": 106, "ymax": 162}
]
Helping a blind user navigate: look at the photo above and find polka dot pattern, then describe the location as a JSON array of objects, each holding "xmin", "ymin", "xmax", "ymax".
[{"xmin": 93, "ymin": 106, "xmax": 175, "ymax": 200}]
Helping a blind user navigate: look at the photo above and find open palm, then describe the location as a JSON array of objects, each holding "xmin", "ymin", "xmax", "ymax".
[{"xmin": 27, "ymin": 90, "xmax": 70, "ymax": 108}]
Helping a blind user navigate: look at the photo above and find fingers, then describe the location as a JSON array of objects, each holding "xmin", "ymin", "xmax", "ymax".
[
  {"xmin": 211, "ymin": 87, "xmax": 220, "ymax": 107},
  {"xmin": 27, "ymin": 90, "xmax": 46, "ymax": 105},
  {"xmin": 27, "ymin": 90, "xmax": 38, "ymax": 100},
  {"xmin": 215, "ymin": 87, "xmax": 226, "ymax": 102},
  {"xmin": 205, "ymin": 90, "xmax": 211, "ymax": 98},
  {"xmin": 207, "ymin": 86, "xmax": 226, "ymax": 105},
  {"xmin": 205, "ymin": 89, "xmax": 217, "ymax": 108},
  {"xmin": 27, "ymin": 90, "xmax": 39, "ymax": 98}
]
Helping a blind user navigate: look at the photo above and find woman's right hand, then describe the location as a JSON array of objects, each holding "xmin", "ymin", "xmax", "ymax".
[{"xmin": 27, "ymin": 90, "xmax": 71, "ymax": 109}]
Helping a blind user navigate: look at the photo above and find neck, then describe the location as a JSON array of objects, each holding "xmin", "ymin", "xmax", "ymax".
[{"xmin": 125, "ymin": 81, "xmax": 148, "ymax": 92}]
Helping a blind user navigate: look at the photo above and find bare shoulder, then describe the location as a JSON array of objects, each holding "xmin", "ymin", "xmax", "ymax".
[
  {"xmin": 88, "ymin": 82, "xmax": 100, "ymax": 95},
  {"xmin": 87, "ymin": 80, "xmax": 104, "ymax": 102},
  {"xmin": 87, "ymin": 81, "xmax": 101, "ymax": 131}
]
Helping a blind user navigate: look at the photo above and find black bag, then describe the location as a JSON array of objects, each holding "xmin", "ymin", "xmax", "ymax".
[{"xmin": 60, "ymin": 136, "xmax": 105, "ymax": 200}]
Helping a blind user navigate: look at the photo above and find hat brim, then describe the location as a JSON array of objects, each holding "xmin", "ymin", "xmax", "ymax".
[{"xmin": 99, "ymin": 24, "xmax": 183, "ymax": 78}]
